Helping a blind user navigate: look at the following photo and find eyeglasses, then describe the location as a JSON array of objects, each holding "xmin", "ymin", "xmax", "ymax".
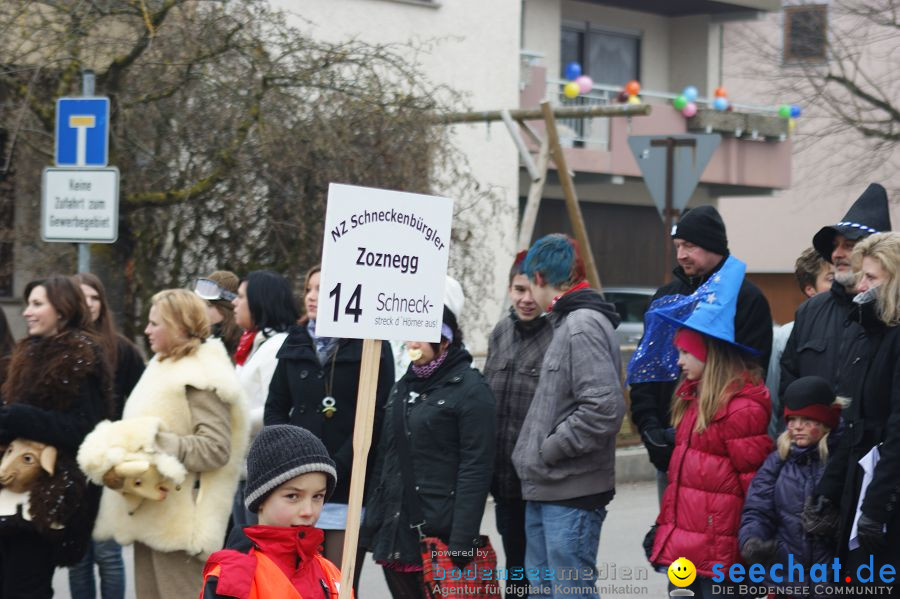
[{"xmin": 193, "ymin": 278, "xmax": 237, "ymax": 302}]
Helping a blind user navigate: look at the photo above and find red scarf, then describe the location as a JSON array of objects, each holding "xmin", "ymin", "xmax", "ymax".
[
  {"xmin": 547, "ymin": 280, "xmax": 590, "ymax": 312},
  {"xmin": 234, "ymin": 329, "xmax": 258, "ymax": 365}
]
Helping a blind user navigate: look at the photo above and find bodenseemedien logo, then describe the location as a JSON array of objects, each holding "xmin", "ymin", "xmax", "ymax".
[{"xmin": 668, "ymin": 557, "xmax": 696, "ymax": 597}]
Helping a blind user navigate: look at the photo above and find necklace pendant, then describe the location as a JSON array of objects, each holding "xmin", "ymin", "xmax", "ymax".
[{"xmin": 321, "ymin": 396, "xmax": 337, "ymax": 418}]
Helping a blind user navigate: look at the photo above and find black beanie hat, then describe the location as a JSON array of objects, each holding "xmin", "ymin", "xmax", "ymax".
[
  {"xmin": 783, "ymin": 376, "xmax": 840, "ymax": 430},
  {"xmin": 671, "ymin": 205, "xmax": 729, "ymax": 256},
  {"xmin": 244, "ymin": 425, "xmax": 337, "ymax": 513},
  {"xmin": 812, "ymin": 183, "xmax": 891, "ymax": 263}
]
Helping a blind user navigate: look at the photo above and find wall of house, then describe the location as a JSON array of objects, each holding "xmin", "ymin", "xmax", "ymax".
[{"xmin": 271, "ymin": 0, "xmax": 521, "ymax": 352}]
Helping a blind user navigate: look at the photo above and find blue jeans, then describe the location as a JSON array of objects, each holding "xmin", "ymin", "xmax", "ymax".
[
  {"xmin": 68, "ymin": 539, "xmax": 125, "ymax": 599},
  {"xmin": 524, "ymin": 502, "xmax": 607, "ymax": 599}
]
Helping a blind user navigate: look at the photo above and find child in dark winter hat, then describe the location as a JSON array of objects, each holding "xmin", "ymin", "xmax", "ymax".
[
  {"xmin": 739, "ymin": 376, "xmax": 840, "ymax": 597},
  {"xmin": 200, "ymin": 425, "xmax": 345, "ymax": 598}
]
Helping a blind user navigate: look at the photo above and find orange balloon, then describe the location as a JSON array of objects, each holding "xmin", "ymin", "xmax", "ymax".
[
  {"xmin": 714, "ymin": 87, "xmax": 728, "ymax": 98},
  {"xmin": 624, "ymin": 80, "xmax": 641, "ymax": 96}
]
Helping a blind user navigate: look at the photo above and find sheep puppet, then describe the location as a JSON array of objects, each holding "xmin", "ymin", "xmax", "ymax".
[
  {"xmin": 77, "ymin": 417, "xmax": 187, "ymax": 515},
  {"xmin": 0, "ymin": 438, "xmax": 96, "ymax": 565}
]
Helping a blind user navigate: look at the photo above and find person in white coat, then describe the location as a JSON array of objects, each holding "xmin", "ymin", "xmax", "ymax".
[{"xmin": 229, "ymin": 270, "xmax": 299, "ymax": 534}]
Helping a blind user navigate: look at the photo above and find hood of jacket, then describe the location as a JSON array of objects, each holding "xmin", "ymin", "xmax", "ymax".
[{"xmin": 552, "ymin": 288, "xmax": 621, "ymax": 328}]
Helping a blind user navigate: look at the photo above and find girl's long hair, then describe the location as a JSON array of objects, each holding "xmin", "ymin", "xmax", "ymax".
[
  {"xmin": 72, "ymin": 273, "xmax": 119, "ymax": 371},
  {"xmin": 671, "ymin": 336, "xmax": 762, "ymax": 433}
]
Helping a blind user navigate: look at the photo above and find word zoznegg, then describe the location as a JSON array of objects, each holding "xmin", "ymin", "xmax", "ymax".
[{"xmin": 356, "ymin": 246, "xmax": 419, "ymax": 274}]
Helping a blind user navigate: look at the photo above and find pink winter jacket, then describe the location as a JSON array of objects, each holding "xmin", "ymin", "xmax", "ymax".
[{"xmin": 650, "ymin": 376, "xmax": 772, "ymax": 578}]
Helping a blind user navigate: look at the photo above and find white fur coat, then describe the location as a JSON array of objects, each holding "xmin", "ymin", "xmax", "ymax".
[{"xmin": 78, "ymin": 338, "xmax": 248, "ymax": 558}]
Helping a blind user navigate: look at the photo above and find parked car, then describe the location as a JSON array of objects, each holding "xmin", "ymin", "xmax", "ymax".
[{"xmin": 602, "ymin": 287, "xmax": 655, "ymax": 348}]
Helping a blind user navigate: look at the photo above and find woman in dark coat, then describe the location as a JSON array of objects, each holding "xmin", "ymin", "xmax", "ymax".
[
  {"xmin": 0, "ymin": 276, "xmax": 111, "ymax": 598},
  {"xmin": 361, "ymin": 286, "xmax": 496, "ymax": 599},
  {"xmin": 807, "ymin": 233, "xmax": 900, "ymax": 578},
  {"xmin": 264, "ymin": 265, "xmax": 394, "ymax": 593}
]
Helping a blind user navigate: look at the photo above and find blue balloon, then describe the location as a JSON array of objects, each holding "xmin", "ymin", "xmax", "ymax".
[
  {"xmin": 682, "ymin": 86, "xmax": 699, "ymax": 102},
  {"xmin": 790, "ymin": 104, "xmax": 802, "ymax": 118},
  {"xmin": 713, "ymin": 97, "xmax": 729, "ymax": 111},
  {"xmin": 564, "ymin": 62, "xmax": 582, "ymax": 81}
]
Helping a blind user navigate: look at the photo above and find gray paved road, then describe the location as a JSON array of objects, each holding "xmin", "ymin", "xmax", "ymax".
[{"xmin": 52, "ymin": 481, "xmax": 667, "ymax": 598}]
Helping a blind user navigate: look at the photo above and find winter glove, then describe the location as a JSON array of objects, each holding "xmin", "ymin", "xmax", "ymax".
[
  {"xmin": 741, "ymin": 537, "xmax": 777, "ymax": 566},
  {"xmin": 802, "ymin": 496, "xmax": 840, "ymax": 538},
  {"xmin": 856, "ymin": 513, "xmax": 887, "ymax": 555},
  {"xmin": 449, "ymin": 549, "xmax": 473, "ymax": 570},
  {"xmin": 641, "ymin": 426, "xmax": 675, "ymax": 472}
]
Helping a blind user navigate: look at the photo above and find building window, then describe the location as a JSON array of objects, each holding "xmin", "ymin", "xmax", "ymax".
[
  {"xmin": 784, "ymin": 5, "xmax": 828, "ymax": 62},
  {"xmin": 561, "ymin": 25, "xmax": 640, "ymax": 86}
]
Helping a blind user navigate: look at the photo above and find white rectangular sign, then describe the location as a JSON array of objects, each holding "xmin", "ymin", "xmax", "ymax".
[
  {"xmin": 316, "ymin": 183, "xmax": 454, "ymax": 342},
  {"xmin": 42, "ymin": 167, "xmax": 119, "ymax": 243}
]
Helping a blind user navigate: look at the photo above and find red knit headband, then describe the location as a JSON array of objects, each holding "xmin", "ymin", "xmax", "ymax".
[{"xmin": 674, "ymin": 328, "xmax": 708, "ymax": 363}]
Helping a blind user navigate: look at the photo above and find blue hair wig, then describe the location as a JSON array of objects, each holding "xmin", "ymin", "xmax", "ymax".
[{"xmin": 523, "ymin": 234, "xmax": 575, "ymax": 287}]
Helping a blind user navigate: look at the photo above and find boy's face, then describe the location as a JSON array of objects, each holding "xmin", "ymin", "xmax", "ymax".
[{"xmin": 257, "ymin": 472, "xmax": 327, "ymax": 527}]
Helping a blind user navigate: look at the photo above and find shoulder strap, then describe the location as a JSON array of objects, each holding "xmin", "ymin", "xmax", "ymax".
[{"xmin": 392, "ymin": 391, "xmax": 428, "ymax": 538}]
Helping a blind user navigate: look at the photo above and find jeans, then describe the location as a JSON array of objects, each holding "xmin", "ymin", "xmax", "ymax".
[
  {"xmin": 524, "ymin": 502, "xmax": 607, "ymax": 599},
  {"xmin": 68, "ymin": 539, "xmax": 126, "ymax": 599},
  {"xmin": 495, "ymin": 496, "xmax": 529, "ymax": 598}
]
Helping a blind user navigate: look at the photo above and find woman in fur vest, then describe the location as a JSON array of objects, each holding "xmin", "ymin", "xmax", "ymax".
[
  {"xmin": 78, "ymin": 289, "xmax": 248, "ymax": 599},
  {"xmin": 0, "ymin": 275, "xmax": 112, "ymax": 598}
]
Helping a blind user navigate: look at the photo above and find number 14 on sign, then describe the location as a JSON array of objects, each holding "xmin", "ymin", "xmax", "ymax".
[{"xmin": 330, "ymin": 282, "xmax": 362, "ymax": 323}]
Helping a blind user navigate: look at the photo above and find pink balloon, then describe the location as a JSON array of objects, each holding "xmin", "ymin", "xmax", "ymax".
[
  {"xmin": 682, "ymin": 102, "xmax": 698, "ymax": 117},
  {"xmin": 576, "ymin": 75, "xmax": 593, "ymax": 94}
]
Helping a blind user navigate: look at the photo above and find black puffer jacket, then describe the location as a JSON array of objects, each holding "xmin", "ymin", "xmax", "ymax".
[
  {"xmin": 629, "ymin": 260, "xmax": 773, "ymax": 470},
  {"xmin": 263, "ymin": 324, "xmax": 395, "ymax": 504},
  {"xmin": 779, "ymin": 281, "xmax": 874, "ymax": 404},
  {"xmin": 360, "ymin": 346, "xmax": 495, "ymax": 565}
]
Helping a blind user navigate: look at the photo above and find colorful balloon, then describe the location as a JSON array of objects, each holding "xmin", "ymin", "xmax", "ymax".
[
  {"xmin": 673, "ymin": 95, "xmax": 688, "ymax": 110},
  {"xmin": 576, "ymin": 75, "xmax": 594, "ymax": 94},
  {"xmin": 778, "ymin": 104, "xmax": 792, "ymax": 118},
  {"xmin": 714, "ymin": 87, "xmax": 728, "ymax": 98},
  {"xmin": 564, "ymin": 62, "xmax": 582, "ymax": 81},
  {"xmin": 616, "ymin": 91, "xmax": 629, "ymax": 103},
  {"xmin": 563, "ymin": 81, "xmax": 580, "ymax": 99},
  {"xmin": 682, "ymin": 86, "xmax": 699, "ymax": 102},
  {"xmin": 713, "ymin": 97, "xmax": 729, "ymax": 111},
  {"xmin": 625, "ymin": 80, "xmax": 641, "ymax": 96},
  {"xmin": 789, "ymin": 118, "xmax": 797, "ymax": 132},
  {"xmin": 682, "ymin": 102, "xmax": 698, "ymax": 117},
  {"xmin": 790, "ymin": 104, "xmax": 802, "ymax": 118},
  {"xmin": 627, "ymin": 94, "xmax": 641, "ymax": 105}
]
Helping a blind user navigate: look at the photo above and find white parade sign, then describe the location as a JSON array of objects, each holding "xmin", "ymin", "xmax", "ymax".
[
  {"xmin": 41, "ymin": 167, "xmax": 119, "ymax": 243},
  {"xmin": 317, "ymin": 183, "xmax": 453, "ymax": 342}
]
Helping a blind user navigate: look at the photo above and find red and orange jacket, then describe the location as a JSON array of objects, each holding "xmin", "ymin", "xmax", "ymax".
[{"xmin": 200, "ymin": 525, "xmax": 346, "ymax": 599}]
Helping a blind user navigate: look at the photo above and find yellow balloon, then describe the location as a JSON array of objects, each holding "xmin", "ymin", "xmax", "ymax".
[
  {"xmin": 563, "ymin": 81, "xmax": 580, "ymax": 99},
  {"xmin": 627, "ymin": 94, "xmax": 641, "ymax": 105},
  {"xmin": 789, "ymin": 118, "xmax": 797, "ymax": 132}
]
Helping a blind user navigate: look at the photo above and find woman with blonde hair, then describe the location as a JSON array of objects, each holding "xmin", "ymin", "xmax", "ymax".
[
  {"xmin": 78, "ymin": 289, "xmax": 248, "ymax": 599},
  {"xmin": 807, "ymin": 231, "xmax": 900, "ymax": 577}
]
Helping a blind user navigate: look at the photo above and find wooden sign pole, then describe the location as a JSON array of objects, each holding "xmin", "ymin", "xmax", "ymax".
[{"xmin": 338, "ymin": 338, "xmax": 383, "ymax": 599}]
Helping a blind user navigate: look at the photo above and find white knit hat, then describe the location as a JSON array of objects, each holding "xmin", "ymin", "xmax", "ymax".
[{"xmin": 444, "ymin": 276, "xmax": 465, "ymax": 320}]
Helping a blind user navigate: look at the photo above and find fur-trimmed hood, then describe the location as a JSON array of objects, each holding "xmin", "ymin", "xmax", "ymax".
[{"xmin": 1, "ymin": 331, "xmax": 111, "ymax": 415}]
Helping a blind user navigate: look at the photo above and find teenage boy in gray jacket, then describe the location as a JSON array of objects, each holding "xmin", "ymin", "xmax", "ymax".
[{"xmin": 512, "ymin": 234, "xmax": 625, "ymax": 599}]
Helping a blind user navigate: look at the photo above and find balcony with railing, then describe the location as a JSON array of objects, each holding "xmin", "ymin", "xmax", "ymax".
[{"xmin": 521, "ymin": 65, "xmax": 792, "ymax": 191}]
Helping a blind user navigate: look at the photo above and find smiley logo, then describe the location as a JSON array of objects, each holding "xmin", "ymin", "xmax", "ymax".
[{"xmin": 667, "ymin": 557, "xmax": 696, "ymax": 587}]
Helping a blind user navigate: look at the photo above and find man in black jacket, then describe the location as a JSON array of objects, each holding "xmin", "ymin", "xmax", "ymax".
[
  {"xmin": 779, "ymin": 183, "xmax": 891, "ymax": 410},
  {"xmin": 628, "ymin": 205, "xmax": 773, "ymax": 501}
]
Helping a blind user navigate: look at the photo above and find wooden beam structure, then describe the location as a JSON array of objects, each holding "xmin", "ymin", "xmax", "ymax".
[{"xmin": 433, "ymin": 103, "xmax": 651, "ymax": 125}]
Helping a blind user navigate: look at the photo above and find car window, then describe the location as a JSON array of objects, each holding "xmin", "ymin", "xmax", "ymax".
[{"xmin": 604, "ymin": 292, "xmax": 652, "ymax": 324}]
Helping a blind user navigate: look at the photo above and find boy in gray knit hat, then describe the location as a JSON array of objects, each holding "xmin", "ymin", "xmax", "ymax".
[{"xmin": 200, "ymin": 425, "xmax": 345, "ymax": 598}]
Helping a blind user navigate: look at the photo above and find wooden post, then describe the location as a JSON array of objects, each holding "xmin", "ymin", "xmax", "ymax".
[
  {"xmin": 649, "ymin": 137, "xmax": 696, "ymax": 284},
  {"xmin": 540, "ymin": 101, "xmax": 603, "ymax": 293},
  {"xmin": 517, "ymin": 138, "xmax": 550, "ymax": 251},
  {"xmin": 338, "ymin": 338, "xmax": 383, "ymax": 599}
]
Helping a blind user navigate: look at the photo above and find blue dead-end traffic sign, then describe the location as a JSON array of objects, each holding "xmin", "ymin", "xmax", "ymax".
[{"xmin": 56, "ymin": 97, "xmax": 110, "ymax": 167}]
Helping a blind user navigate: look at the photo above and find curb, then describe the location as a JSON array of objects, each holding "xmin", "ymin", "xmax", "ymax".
[{"xmin": 615, "ymin": 445, "xmax": 657, "ymax": 484}]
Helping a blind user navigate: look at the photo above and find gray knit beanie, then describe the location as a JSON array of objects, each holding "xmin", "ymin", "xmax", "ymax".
[{"xmin": 244, "ymin": 425, "xmax": 337, "ymax": 513}]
